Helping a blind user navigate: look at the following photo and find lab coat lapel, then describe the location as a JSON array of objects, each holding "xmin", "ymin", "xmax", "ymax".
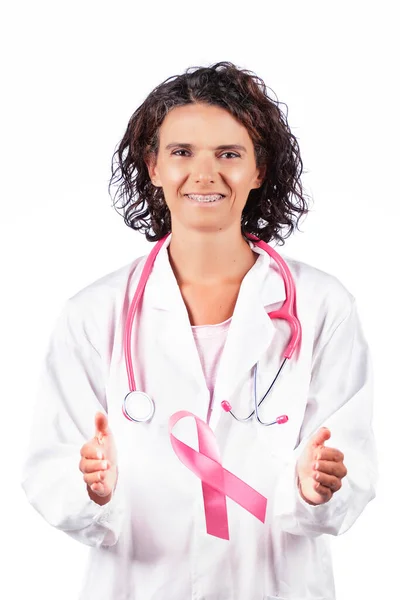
[
  {"xmin": 142, "ymin": 236, "xmax": 287, "ymax": 422},
  {"xmin": 211, "ymin": 247, "xmax": 287, "ymax": 429},
  {"xmin": 144, "ymin": 236, "xmax": 208, "ymax": 402}
]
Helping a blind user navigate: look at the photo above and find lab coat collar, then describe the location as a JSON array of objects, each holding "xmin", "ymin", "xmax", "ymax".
[
  {"xmin": 145, "ymin": 233, "xmax": 286, "ymax": 311},
  {"xmin": 142, "ymin": 233, "xmax": 287, "ymax": 409}
]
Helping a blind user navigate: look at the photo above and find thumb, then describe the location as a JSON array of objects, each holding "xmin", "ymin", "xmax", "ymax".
[
  {"xmin": 95, "ymin": 412, "xmax": 110, "ymax": 438},
  {"xmin": 310, "ymin": 427, "xmax": 331, "ymax": 449}
]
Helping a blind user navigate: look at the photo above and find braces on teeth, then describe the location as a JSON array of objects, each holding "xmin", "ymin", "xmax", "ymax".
[{"xmin": 186, "ymin": 194, "xmax": 223, "ymax": 203}]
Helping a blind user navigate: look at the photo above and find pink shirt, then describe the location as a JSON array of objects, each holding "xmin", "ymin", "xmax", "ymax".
[{"xmin": 191, "ymin": 317, "xmax": 232, "ymax": 423}]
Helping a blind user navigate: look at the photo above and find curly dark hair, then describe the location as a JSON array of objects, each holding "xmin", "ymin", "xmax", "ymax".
[{"xmin": 109, "ymin": 61, "xmax": 311, "ymax": 245}]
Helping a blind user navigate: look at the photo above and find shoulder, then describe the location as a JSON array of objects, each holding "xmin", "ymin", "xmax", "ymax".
[
  {"xmin": 67, "ymin": 256, "xmax": 146, "ymax": 310},
  {"xmin": 283, "ymin": 253, "xmax": 354, "ymax": 307},
  {"xmin": 279, "ymin": 254, "xmax": 357, "ymax": 338},
  {"xmin": 53, "ymin": 255, "xmax": 147, "ymax": 352}
]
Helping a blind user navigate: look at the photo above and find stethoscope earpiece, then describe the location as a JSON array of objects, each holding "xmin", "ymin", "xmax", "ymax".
[{"xmin": 221, "ymin": 399, "xmax": 288, "ymax": 427}]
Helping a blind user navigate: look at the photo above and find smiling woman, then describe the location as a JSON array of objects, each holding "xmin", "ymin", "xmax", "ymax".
[{"xmin": 21, "ymin": 61, "xmax": 377, "ymax": 600}]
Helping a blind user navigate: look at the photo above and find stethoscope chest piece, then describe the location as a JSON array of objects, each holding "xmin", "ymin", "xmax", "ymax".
[{"xmin": 123, "ymin": 391, "xmax": 155, "ymax": 423}]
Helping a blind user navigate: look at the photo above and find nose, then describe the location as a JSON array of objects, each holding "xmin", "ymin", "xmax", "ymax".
[{"xmin": 191, "ymin": 154, "xmax": 218, "ymax": 184}]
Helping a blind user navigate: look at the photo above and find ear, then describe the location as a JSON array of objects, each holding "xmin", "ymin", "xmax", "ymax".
[
  {"xmin": 252, "ymin": 164, "xmax": 266, "ymax": 189},
  {"xmin": 145, "ymin": 152, "xmax": 161, "ymax": 187}
]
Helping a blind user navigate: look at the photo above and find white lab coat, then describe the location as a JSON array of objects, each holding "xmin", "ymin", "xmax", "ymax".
[{"xmin": 21, "ymin": 235, "xmax": 377, "ymax": 600}]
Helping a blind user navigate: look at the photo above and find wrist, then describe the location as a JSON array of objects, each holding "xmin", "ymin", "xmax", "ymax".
[{"xmin": 297, "ymin": 476, "xmax": 318, "ymax": 506}]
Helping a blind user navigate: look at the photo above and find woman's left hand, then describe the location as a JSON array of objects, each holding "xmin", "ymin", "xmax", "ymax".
[{"xmin": 296, "ymin": 427, "xmax": 347, "ymax": 505}]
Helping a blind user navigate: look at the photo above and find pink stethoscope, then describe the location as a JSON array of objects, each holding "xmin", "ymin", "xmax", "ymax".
[{"xmin": 122, "ymin": 233, "xmax": 301, "ymax": 427}]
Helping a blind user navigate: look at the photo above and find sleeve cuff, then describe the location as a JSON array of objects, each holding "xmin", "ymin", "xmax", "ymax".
[
  {"xmin": 92, "ymin": 477, "xmax": 126, "ymax": 527},
  {"xmin": 273, "ymin": 459, "xmax": 351, "ymax": 536}
]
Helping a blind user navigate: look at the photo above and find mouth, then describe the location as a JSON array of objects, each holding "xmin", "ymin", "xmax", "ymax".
[{"xmin": 184, "ymin": 193, "xmax": 225, "ymax": 204}]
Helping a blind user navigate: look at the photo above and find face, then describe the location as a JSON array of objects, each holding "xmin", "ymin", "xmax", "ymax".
[{"xmin": 145, "ymin": 103, "xmax": 265, "ymax": 234}]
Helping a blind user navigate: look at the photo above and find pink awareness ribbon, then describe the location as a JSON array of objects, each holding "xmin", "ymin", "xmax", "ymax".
[{"xmin": 169, "ymin": 410, "xmax": 267, "ymax": 540}]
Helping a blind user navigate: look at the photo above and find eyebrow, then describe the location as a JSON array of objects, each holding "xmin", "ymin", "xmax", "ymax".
[{"xmin": 165, "ymin": 143, "xmax": 247, "ymax": 153}]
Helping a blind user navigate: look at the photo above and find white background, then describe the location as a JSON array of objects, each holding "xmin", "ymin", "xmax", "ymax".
[{"xmin": 1, "ymin": 1, "xmax": 398, "ymax": 598}]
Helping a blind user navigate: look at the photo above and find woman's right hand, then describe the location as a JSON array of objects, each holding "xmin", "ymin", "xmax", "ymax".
[{"xmin": 79, "ymin": 412, "xmax": 118, "ymax": 505}]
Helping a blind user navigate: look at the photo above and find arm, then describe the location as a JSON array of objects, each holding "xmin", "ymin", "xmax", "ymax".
[
  {"xmin": 21, "ymin": 299, "xmax": 125, "ymax": 548},
  {"xmin": 273, "ymin": 299, "xmax": 377, "ymax": 537}
]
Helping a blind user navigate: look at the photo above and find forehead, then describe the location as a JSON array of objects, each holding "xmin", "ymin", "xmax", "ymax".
[{"xmin": 159, "ymin": 103, "xmax": 252, "ymax": 145}]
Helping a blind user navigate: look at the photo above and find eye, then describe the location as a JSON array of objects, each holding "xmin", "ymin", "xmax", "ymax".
[
  {"xmin": 172, "ymin": 149, "xmax": 190, "ymax": 157},
  {"xmin": 221, "ymin": 152, "xmax": 240, "ymax": 159}
]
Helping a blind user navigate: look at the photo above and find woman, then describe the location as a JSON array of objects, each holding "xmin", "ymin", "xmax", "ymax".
[{"xmin": 22, "ymin": 61, "xmax": 377, "ymax": 599}]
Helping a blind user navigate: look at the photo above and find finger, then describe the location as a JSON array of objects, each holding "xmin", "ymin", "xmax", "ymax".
[
  {"xmin": 90, "ymin": 482, "xmax": 106, "ymax": 496},
  {"xmin": 310, "ymin": 427, "xmax": 331, "ymax": 449},
  {"xmin": 315, "ymin": 447, "xmax": 344, "ymax": 463},
  {"xmin": 95, "ymin": 412, "xmax": 110, "ymax": 438},
  {"xmin": 312, "ymin": 480, "xmax": 333, "ymax": 499},
  {"xmin": 83, "ymin": 470, "xmax": 107, "ymax": 486},
  {"xmin": 80, "ymin": 443, "xmax": 105, "ymax": 460},
  {"xmin": 314, "ymin": 471, "xmax": 342, "ymax": 492},
  {"xmin": 79, "ymin": 458, "xmax": 110, "ymax": 474},
  {"xmin": 314, "ymin": 459, "xmax": 347, "ymax": 478}
]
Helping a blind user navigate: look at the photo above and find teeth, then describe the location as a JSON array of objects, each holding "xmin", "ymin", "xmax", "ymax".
[{"xmin": 186, "ymin": 194, "xmax": 223, "ymax": 203}]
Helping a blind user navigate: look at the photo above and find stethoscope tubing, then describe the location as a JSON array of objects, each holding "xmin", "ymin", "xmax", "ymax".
[
  {"xmin": 123, "ymin": 234, "xmax": 302, "ymax": 424},
  {"xmin": 124, "ymin": 236, "xmax": 166, "ymax": 392}
]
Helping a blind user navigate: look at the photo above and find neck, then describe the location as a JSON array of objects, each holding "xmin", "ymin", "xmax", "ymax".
[{"xmin": 167, "ymin": 226, "xmax": 257, "ymax": 286}]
